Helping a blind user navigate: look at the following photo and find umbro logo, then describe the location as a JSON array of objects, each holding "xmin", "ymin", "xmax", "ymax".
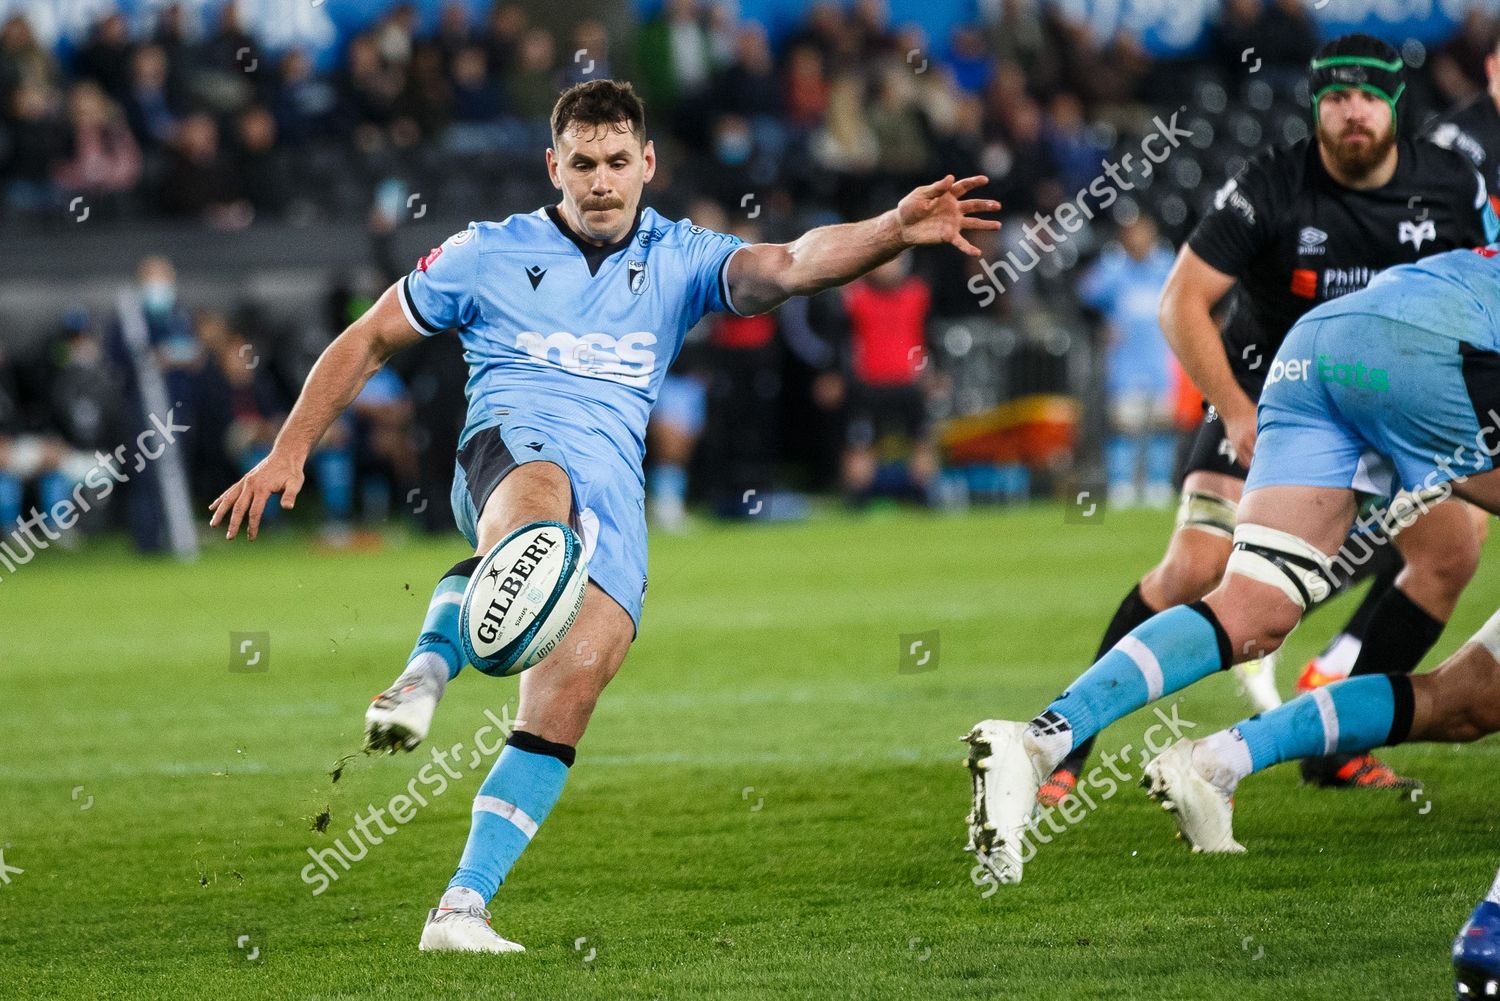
[
  {"xmin": 525, "ymin": 441, "xmax": 543, "ymax": 452},
  {"xmin": 1298, "ymin": 227, "xmax": 1327, "ymax": 256},
  {"xmin": 525, "ymin": 265, "xmax": 547, "ymax": 290}
]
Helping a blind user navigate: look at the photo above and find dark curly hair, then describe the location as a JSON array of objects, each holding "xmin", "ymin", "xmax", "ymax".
[{"xmin": 550, "ymin": 79, "xmax": 646, "ymax": 146}]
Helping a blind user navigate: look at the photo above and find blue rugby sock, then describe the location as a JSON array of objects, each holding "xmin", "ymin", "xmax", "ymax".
[
  {"xmin": 407, "ymin": 556, "xmax": 480, "ymax": 681},
  {"xmin": 1036, "ymin": 603, "xmax": 1231, "ymax": 749},
  {"xmin": 1146, "ymin": 433, "xmax": 1176, "ymax": 491},
  {"xmin": 651, "ymin": 463, "xmax": 687, "ymax": 506},
  {"xmin": 0, "ymin": 473, "xmax": 21, "ymax": 529},
  {"xmin": 449, "ymin": 732, "xmax": 574, "ymax": 901},
  {"xmin": 1234, "ymin": 674, "xmax": 1414, "ymax": 773}
]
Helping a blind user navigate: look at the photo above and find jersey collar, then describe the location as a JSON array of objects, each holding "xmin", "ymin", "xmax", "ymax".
[{"xmin": 545, "ymin": 204, "xmax": 644, "ymax": 277}]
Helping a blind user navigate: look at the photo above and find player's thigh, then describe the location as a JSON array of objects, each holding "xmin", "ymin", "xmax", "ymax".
[
  {"xmin": 1141, "ymin": 470, "xmax": 1243, "ymax": 605},
  {"xmin": 1390, "ymin": 496, "xmax": 1481, "ymax": 596},
  {"xmin": 475, "ymin": 461, "xmax": 574, "ymax": 552},
  {"xmin": 1451, "ymin": 467, "xmax": 1500, "ymax": 519},
  {"xmin": 1236, "ymin": 484, "xmax": 1356, "ymax": 555},
  {"xmin": 516, "ymin": 582, "xmax": 634, "ymax": 744}
]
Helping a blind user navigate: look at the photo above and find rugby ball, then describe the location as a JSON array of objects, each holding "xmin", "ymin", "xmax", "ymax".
[{"xmin": 460, "ymin": 521, "xmax": 587, "ymax": 677}]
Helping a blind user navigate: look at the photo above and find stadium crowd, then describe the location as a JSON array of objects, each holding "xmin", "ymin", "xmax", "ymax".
[{"xmin": 0, "ymin": 1, "xmax": 1497, "ymax": 550}]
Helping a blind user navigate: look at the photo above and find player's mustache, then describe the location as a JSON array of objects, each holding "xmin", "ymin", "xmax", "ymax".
[{"xmin": 581, "ymin": 199, "xmax": 624, "ymax": 211}]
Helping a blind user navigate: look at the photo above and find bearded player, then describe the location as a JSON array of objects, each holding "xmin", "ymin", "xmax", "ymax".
[
  {"xmin": 1035, "ymin": 35, "xmax": 1500, "ymax": 810},
  {"xmin": 208, "ymin": 80, "xmax": 999, "ymax": 953}
]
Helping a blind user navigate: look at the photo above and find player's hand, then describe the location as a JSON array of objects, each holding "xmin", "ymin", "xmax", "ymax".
[
  {"xmin": 896, "ymin": 175, "xmax": 1001, "ymax": 257},
  {"xmin": 208, "ymin": 449, "xmax": 305, "ymax": 541},
  {"xmin": 1221, "ymin": 405, "xmax": 1258, "ymax": 468}
]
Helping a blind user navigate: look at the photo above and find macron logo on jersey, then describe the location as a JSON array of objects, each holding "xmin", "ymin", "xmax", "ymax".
[{"xmin": 515, "ymin": 330, "xmax": 659, "ymax": 388}]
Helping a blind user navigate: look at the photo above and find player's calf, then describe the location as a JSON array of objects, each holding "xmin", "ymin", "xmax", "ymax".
[
  {"xmin": 1140, "ymin": 515, "xmax": 1235, "ymax": 610},
  {"xmin": 1411, "ymin": 619, "xmax": 1500, "ymax": 744},
  {"xmin": 365, "ymin": 554, "xmax": 481, "ymax": 753}
]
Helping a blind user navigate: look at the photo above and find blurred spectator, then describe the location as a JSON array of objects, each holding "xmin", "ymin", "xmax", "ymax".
[
  {"xmin": 158, "ymin": 113, "xmax": 250, "ymax": 226},
  {"xmin": 506, "ymin": 27, "xmax": 559, "ymax": 123},
  {"xmin": 949, "ymin": 26, "xmax": 994, "ymax": 95},
  {"xmin": 435, "ymin": 2, "xmax": 475, "ymax": 72},
  {"xmin": 40, "ymin": 311, "xmax": 123, "ymax": 454},
  {"xmin": 0, "ymin": 15, "xmax": 57, "ymax": 100},
  {"xmin": 647, "ymin": 366, "xmax": 706, "ymax": 532},
  {"xmin": 404, "ymin": 44, "xmax": 453, "ymax": 140},
  {"xmin": 374, "ymin": 4, "xmax": 417, "ymax": 70},
  {"xmin": 106, "ymin": 255, "xmax": 200, "ymax": 553},
  {"xmin": 0, "ymin": 342, "xmax": 96, "ymax": 546},
  {"xmin": 701, "ymin": 217, "xmax": 782, "ymax": 515},
  {"xmin": 868, "ymin": 66, "xmax": 930, "ymax": 184},
  {"xmin": 716, "ymin": 23, "xmax": 780, "ymax": 119},
  {"xmin": 340, "ymin": 33, "xmax": 415, "ymax": 151},
  {"xmin": 4, "ymin": 81, "xmax": 65, "ymax": 216},
  {"xmin": 193, "ymin": 309, "xmax": 285, "ymax": 500},
  {"xmin": 482, "ymin": 4, "xmax": 529, "ymax": 79},
  {"xmin": 54, "ymin": 81, "xmax": 142, "ymax": 205},
  {"xmin": 446, "ymin": 45, "xmax": 505, "ymax": 152},
  {"xmin": 124, "ymin": 45, "xmax": 178, "ymax": 148},
  {"xmin": 233, "ymin": 105, "xmax": 295, "ymax": 218},
  {"xmin": 349, "ymin": 364, "xmax": 418, "ymax": 523},
  {"xmin": 785, "ymin": 3, "xmax": 847, "ymax": 68},
  {"xmin": 74, "ymin": 13, "xmax": 134, "ymax": 104},
  {"xmin": 1214, "ymin": 0, "xmax": 1318, "ymax": 94},
  {"xmin": 989, "ymin": 97, "xmax": 1057, "ymax": 218},
  {"xmin": 1078, "ymin": 213, "xmax": 1176, "ymax": 508},
  {"xmin": 1433, "ymin": 9, "xmax": 1499, "ymax": 104},
  {"xmin": 266, "ymin": 50, "xmax": 334, "ymax": 148},
  {"xmin": 637, "ymin": 0, "xmax": 714, "ymax": 129},
  {"xmin": 838, "ymin": 252, "xmax": 937, "ymax": 504},
  {"xmin": 1044, "ymin": 92, "xmax": 1104, "ymax": 194},
  {"xmin": 781, "ymin": 44, "xmax": 830, "ymax": 130},
  {"xmin": 849, "ymin": 0, "xmax": 898, "ymax": 62},
  {"xmin": 564, "ymin": 20, "xmax": 612, "ymax": 86},
  {"xmin": 810, "ymin": 75, "xmax": 879, "ymax": 217}
]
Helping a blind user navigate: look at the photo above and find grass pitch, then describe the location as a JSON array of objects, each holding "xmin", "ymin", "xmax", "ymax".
[{"xmin": 3, "ymin": 505, "xmax": 1497, "ymax": 999}]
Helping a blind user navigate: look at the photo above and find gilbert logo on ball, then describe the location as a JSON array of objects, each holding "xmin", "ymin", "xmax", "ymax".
[{"xmin": 460, "ymin": 521, "xmax": 587, "ymax": 677}]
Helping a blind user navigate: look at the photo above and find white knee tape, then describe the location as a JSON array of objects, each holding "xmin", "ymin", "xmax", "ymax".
[
  {"xmin": 1174, "ymin": 489, "xmax": 1238, "ymax": 540},
  {"xmin": 1225, "ymin": 524, "xmax": 1335, "ymax": 611}
]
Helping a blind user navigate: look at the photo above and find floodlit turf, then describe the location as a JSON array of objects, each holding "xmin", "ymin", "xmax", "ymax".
[{"xmin": 3, "ymin": 505, "xmax": 1497, "ymax": 999}]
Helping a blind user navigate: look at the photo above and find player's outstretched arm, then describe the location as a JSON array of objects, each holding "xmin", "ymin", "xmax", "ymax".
[
  {"xmin": 1158, "ymin": 246, "xmax": 1258, "ymax": 464},
  {"xmin": 209, "ymin": 284, "xmax": 422, "ymax": 540},
  {"xmin": 726, "ymin": 174, "xmax": 1000, "ymax": 315}
]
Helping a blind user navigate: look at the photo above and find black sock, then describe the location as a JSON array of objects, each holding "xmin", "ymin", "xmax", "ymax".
[
  {"xmin": 1346, "ymin": 587, "xmax": 1445, "ymax": 677},
  {"xmin": 1322, "ymin": 553, "xmax": 1402, "ymax": 651},
  {"xmin": 1057, "ymin": 583, "xmax": 1160, "ymax": 773}
]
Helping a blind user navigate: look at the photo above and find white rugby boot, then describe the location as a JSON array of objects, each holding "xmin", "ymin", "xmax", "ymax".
[
  {"xmin": 419, "ymin": 904, "xmax": 525, "ymax": 954},
  {"xmin": 1142, "ymin": 740, "xmax": 1245, "ymax": 854},
  {"xmin": 963, "ymin": 720, "xmax": 1051, "ymax": 884},
  {"xmin": 364, "ymin": 653, "xmax": 448, "ymax": 754}
]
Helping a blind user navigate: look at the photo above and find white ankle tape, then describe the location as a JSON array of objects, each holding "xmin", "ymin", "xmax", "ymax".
[{"xmin": 1226, "ymin": 524, "xmax": 1334, "ymax": 611}]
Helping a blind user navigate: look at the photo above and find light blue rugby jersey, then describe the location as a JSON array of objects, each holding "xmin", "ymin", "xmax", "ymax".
[
  {"xmin": 1303, "ymin": 246, "xmax": 1500, "ymax": 351},
  {"xmin": 398, "ymin": 205, "xmax": 746, "ymax": 471}
]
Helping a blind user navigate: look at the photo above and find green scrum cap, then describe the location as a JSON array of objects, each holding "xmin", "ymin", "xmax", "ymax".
[{"xmin": 1308, "ymin": 34, "xmax": 1406, "ymax": 124}]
